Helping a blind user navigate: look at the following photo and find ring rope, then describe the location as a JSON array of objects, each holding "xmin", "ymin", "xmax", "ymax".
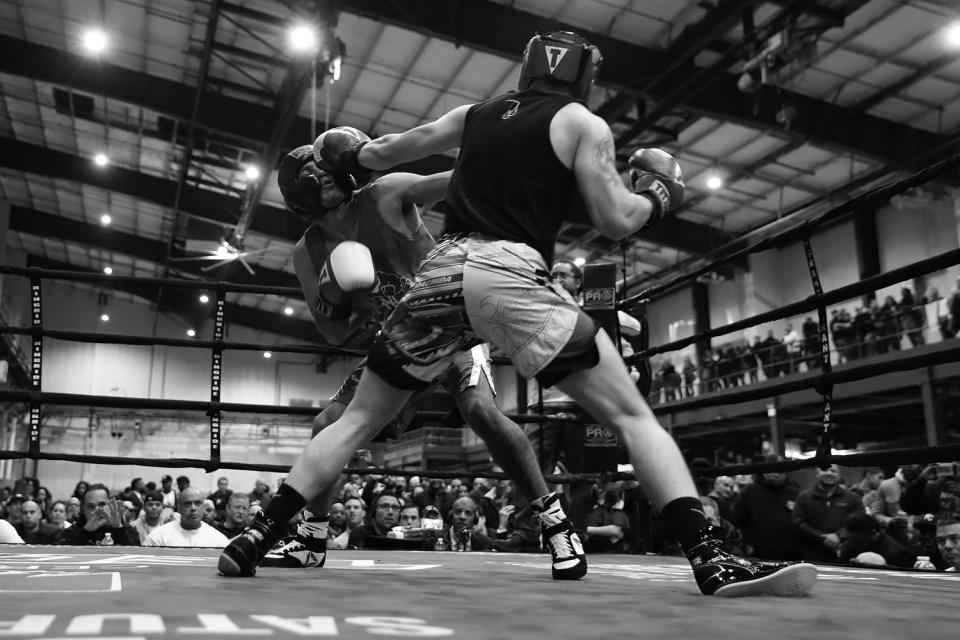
[{"xmin": 626, "ymin": 245, "xmax": 960, "ymax": 364}]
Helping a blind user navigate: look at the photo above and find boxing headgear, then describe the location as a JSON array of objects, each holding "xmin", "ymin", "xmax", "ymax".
[
  {"xmin": 518, "ymin": 31, "xmax": 603, "ymax": 103},
  {"xmin": 276, "ymin": 145, "xmax": 356, "ymax": 218}
]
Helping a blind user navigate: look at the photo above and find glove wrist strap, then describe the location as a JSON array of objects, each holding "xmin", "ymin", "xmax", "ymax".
[
  {"xmin": 636, "ymin": 192, "xmax": 665, "ymax": 230},
  {"xmin": 316, "ymin": 296, "xmax": 351, "ymax": 321}
]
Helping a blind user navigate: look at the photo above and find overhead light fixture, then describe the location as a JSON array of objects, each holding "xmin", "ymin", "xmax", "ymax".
[
  {"xmin": 100, "ymin": 213, "xmax": 111, "ymax": 225},
  {"xmin": 706, "ymin": 175, "xmax": 723, "ymax": 190},
  {"xmin": 186, "ymin": 329, "xmax": 196, "ymax": 337},
  {"xmin": 82, "ymin": 28, "xmax": 108, "ymax": 54},
  {"xmin": 244, "ymin": 165, "xmax": 261, "ymax": 181},
  {"xmin": 947, "ymin": 21, "xmax": 960, "ymax": 48},
  {"xmin": 263, "ymin": 351, "xmax": 273, "ymax": 359},
  {"xmin": 283, "ymin": 306, "xmax": 294, "ymax": 316},
  {"xmin": 94, "ymin": 153, "xmax": 109, "ymax": 167},
  {"xmin": 573, "ymin": 257, "xmax": 586, "ymax": 267},
  {"xmin": 199, "ymin": 294, "xmax": 209, "ymax": 304},
  {"xmin": 288, "ymin": 24, "xmax": 317, "ymax": 53},
  {"xmin": 100, "ymin": 313, "xmax": 110, "ymax": 322},
  {"xmin": 103, "ymin": 266, "xmax": 113, "ymax": 275},
  {"xmin": 329, "ymin": 55, "xmax": 342, "ymax": 82}
]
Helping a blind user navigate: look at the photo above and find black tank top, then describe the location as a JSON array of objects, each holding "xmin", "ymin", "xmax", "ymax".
[{"xmin": 444, "ymin": 89, "xmax": 577, "ymax": 264}]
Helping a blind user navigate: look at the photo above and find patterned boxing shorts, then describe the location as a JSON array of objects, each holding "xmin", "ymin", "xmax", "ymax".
[
  {"xmin": 332, "ymin": 344, "xmax": 495, "ymax": 437},
  {"xmin": 367, "ymin": 234, "xmax": 582, "ymax": 389}
]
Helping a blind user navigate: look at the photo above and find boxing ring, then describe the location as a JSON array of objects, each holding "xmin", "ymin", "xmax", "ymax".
[
  {"xmin": 0, "ymin": 546, "xmax": 957, "ymax": 639},
  {"xmin": 1, "ymin": 154, "xmax": 960, "ymax": 638}
]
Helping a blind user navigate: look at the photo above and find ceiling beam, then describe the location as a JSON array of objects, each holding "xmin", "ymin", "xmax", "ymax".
[
  {"xmin": 0, "ymin": 137, "xmax": 307, "ymax": 244},
  {"xmin": 25, "ymin": 255, "xmax": 321, "ymax": 345},
  {"xmin": 6, "ymin": 205, "xmax": 299, "ymax": 290},
  {"xmin": 338, "ymin": 0, "xmax": 949, "ymax": 168}
]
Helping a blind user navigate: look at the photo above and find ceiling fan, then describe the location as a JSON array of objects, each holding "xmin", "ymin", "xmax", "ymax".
[{"xmin": 170, "ymin": 239, "xmax": 268, "ymax": 275}]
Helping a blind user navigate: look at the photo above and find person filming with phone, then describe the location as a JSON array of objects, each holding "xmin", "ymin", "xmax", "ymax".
[{"xmin": 900, "ymin": 461, "xmax": 960, "ymax": 517}]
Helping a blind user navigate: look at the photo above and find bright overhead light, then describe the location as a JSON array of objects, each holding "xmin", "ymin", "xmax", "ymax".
[
  {"xmin": 100, "ymin": 213, "xmax": 111, "ymax": 225},
  {"xmin": 215, "ymin": 245, "xmax": 230, "ymax": 256},
  {"xmin": 283, "ymin": 306, "xmax": 294, "ymax": 316},
  {"xmin": 103, "ymin": 266, "xmax": 113, "ymax": 275},
  {"xmin": 100, "ymin": 313, "xmax": 110, "ymax": 322},
  {"xmin": 288, "ymin": 24, "xmax": 317, "ymax": 52},
  {"xmin": 186, "ymin": 329, "xmax": 196, "ymax": 337},
  {"xmin": 573, "ymin": 257, "xmax": 586, "ymax": 267},
  {"xmin": 94, "ymin": 153, "xmax": 109, "ymax": 167},
  {"xmin": 82, "ymin": 28, "xmax": 108, "ymax": 54},
  {"xmin": 244, "ymin": 165, "xmax": 261, "ymax": 181},
  {"xmin": 947, "ymin": 22, "xmax": 960, "ymax": 47},
  {"xmin": 263, "ymin": 351, "xmax": 273, "ymax": 359},
  {"xmin": 706, "ymin": 175, "xmax": 723, "ymax": 190},
  {"xmin": 199, "ymin": 294, "xmax": 209, "ymax": 304}
]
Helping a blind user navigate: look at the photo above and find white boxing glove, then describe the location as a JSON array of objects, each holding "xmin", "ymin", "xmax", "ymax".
[{"xmin": 316, "ymin": 241, "xmax": 376, "ymax": 320}]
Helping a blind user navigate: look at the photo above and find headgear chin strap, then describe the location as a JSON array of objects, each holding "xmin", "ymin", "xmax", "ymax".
[
  {"xmin": 277, "ymin": 145, "xmax": 356, "ymax": 218},
  {"xmin": 518, "ymin": 31, "xmax": 603, "ymax": 103}
]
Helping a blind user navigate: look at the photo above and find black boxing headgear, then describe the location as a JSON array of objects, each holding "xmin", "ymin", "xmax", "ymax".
[
  {"xmin": 277, "ymin": 145, "xmax": 356, "ymax": 217},
  {"xmin": 518, "ymin": 31, "xmax": 603, "ymax": 103}
]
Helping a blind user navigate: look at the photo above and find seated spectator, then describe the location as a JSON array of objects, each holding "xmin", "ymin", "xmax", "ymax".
[
  {"xmin": 65, "ymin": 496, "xmax": 82, "ymax": 524},
  {"xmin": 934, "ymin": 514, "xmax": 960, "ymax": 571},
  {"xmin": 215, "ymin": 492, "xmax": 250, "ymax": 539},
  {"xmin": 44, "ymin": 500, "xmax": 71, "ymax": 535},
  {"xmin": 16, "ymin": 500, "xmax": 54, "ymax": 544},
  {"xmin": 440, "ymin": 496, "xmax": 495, "ymax": 551},
  {"xmin": 707, "ymin": 476, "xmax": 735, "ymax": 522},
  {"xmin": 143, "ymin": 487, "xmax": 229, "ymax": 547},
  {"xmin": 2, "ymin": 494, "xmax": 25, "ymax": 528},
  {"xmin": 700, "ymin": 495, "xmax": 743, "ymax": 556},
  {"xmin": 326, "ymin": 502, "xmax": 348, "ymax": 540},
  {"xmin": 207, "ymin": 476, "xmax": 233, "ymax": 520},
  {"xmin": 63, "ymin": 484, "xmax": 138, "ymax": 546},
  {"xmin": 159, "ymin": 475, "xmax": 177, "ymax": 509},
  {"xmin": 201, "ymin": 499, "xmax": 218, "ymax": 526},
  {"xmin": 839, "ymin": 511, "xmax": 916, "ymax": 568},
  {"xmin": 585, "ymin": 484, "xmax": 630, "ymax": 553},
  {"xmin": 249, "ymin": 477, "xmax": 274, "ymax": 511},
  {"xmin": 349, "ymin": 493, "xmax": 421, "ymax": 550},
  {"xmin": 329, "ymin": 497, "xmax": 366, "ymax": 550},
  {"xmin": 131, "ymin": 491, "xmax": 174, "ymax": 543}
]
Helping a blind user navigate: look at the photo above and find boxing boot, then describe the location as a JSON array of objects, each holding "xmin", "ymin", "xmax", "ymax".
[
  {"xmin": 686, "ymin": 525, "xmax": 817, "ymax": 597},
  {"xmin": 261, "ymin": 516, "xmax": 328, "ymax": 568},
  {"xmin": 534, "ymin": 492, "xmax": 587, "ymax": 580}
]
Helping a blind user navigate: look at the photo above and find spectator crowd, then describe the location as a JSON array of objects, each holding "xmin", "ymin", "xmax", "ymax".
[
  {"xmin": 2, "ymin": 459, "xmax": 958, "ymax": 573},
  {"xmin": 649, "ymin": 284, "xmax": 959, "ymax": 403}
]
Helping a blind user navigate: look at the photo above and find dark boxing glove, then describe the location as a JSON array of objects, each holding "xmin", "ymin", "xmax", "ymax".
[
  {"xmin": 312, "ymin": 126, "xmax": 373, "ymax": 183},
  {"xmin": 316, "ymin": 241, "xmax": 376, "ymax": 320},
  {"xmin": 628, "ymin": 148, "xmax": 684, "ymax": 228}
]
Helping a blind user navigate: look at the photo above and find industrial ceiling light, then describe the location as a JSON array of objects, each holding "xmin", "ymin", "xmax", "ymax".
[
  {"xmin": 103, "ymin": 266, "xmax": 113, "ymax": 275},
  {"xmin": 82, "ymin": 28, "xmax": 108, "ymax": 54},
  {"xmin": 100, "ymin": 213, "xmax": 111, "ymax": 225},
  {"xmin": 199, "ymin": 294, "xmax": 209, "ymax": 304},
  {"xmin": 573, "ymin": 257, "xmax": 586, "ymax": 267},
  {"xmin": 244, "ymin": 165, "xmax": 261, "ymax": 181},
  {"xmin": 283, "ymin": 306, "xmax": 294, "ymax": 316},
  {"xmin": 94, "ymin": 153, "xmax": 109, "ymax": 167},
  {"xmin": 100, "ymin": 313, "xmax": 110, "ymax": 322},
  {"xmin": 706, "ymin": 175, "xmax": 723, "ymax": 190},
  {"xmin": 186, "ymin": 329, "xmax": 196, "ymax": 337},
  {"xmin": 947, "ymin": 22, "xmax": 960, "ymax": 48},
  {"xmin": 263, "ymin": 351, "xmax": 273, "ymax": 359},
  {"xmin": 288, "ymin": 24, "xmax": 317, "ymax": 53}
]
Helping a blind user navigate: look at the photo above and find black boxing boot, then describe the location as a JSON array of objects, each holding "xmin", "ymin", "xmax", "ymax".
[
  {"xmin": 218, "ymin": 512, "xmax": 280, "ymax": 577},
  {"xmin": 533, "ymin": 492, "xmax": 587, "ymax": 580},
  {"xmin": 685, "ymin": 525, "xmax": 817, "ymax": 597},
  {"xmin": 261, "ymin": 515, "xmax": 328, "ymax": 568}
]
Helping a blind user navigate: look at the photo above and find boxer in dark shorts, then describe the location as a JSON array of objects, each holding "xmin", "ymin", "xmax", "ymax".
[{"xmin": 259, "ymin": 143, "xmax": 567, "ymax": 573}]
